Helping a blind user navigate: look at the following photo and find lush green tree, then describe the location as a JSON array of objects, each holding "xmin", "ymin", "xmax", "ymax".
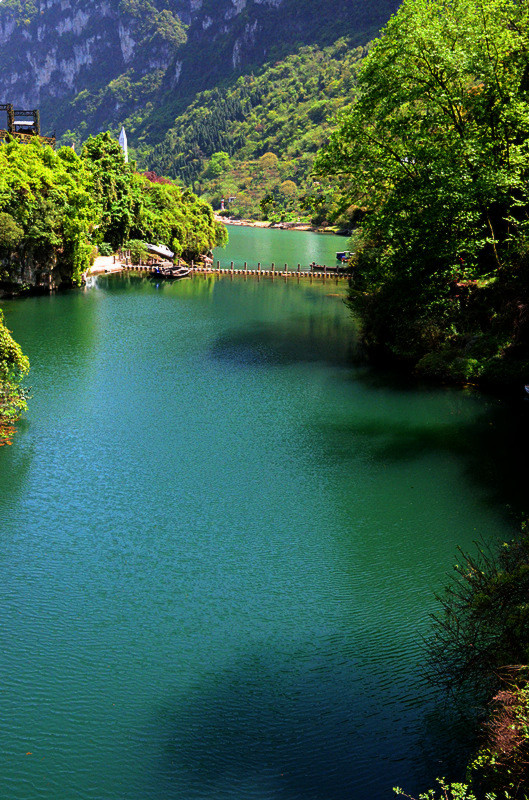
[
  {"xmin": 202, "ymin": 151, "xmax": 232, "ymax": 179},
  {"xmin": 280, "ymin": 180, "xmax": 298, "ymax": 197},
  {"xmin": 0, "ymin": 212, "xmax": 23, "ymax": 251},
  {"xmin": 0, "ymin": 308, "xmax": 29, "ymax": 444},
  {"xmin": 316, "ymin": 0, "xmax": 529, "ymax": 382},
  {"xmin": 130, "ymin": 178, "xmax": 227, "ymax": 260},
  {"xmin": 81, "ymin": 132, "xmax": 138, "ymax": 249},
  {"xmin": 0, "ymin": 139, "xmax": 97, "ymax": 284},
  {"xmin": 125, "ymin": 238, "xmax": 148, "ymax": 264}
]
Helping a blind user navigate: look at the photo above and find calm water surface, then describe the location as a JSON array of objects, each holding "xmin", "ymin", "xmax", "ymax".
[
  {"xmin": 0, "ymin": 229, "xmax": 524, "ymax": 800},
  {"xmin": 212, "ymin": 224, "xmax": 349, "ymax": 269}
]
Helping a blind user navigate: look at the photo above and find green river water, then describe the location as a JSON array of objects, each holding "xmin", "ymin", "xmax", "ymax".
[{"xmin": 0, "ymin": 225, "xmax": 526, "ymax": 800}]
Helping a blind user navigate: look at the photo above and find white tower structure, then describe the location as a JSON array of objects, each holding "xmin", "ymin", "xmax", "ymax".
[{"xmin": 118, "ymin": 126, "xmax": 128, "ymax": 163}]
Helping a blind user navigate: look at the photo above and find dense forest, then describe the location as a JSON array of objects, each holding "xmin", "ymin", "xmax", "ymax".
[
  {"xmin": 317, "ymin": 0, "xmax": 529, "ymax": 389},
  {"xmin": 135, "ymin": 40, "xmax": 365, "ymax": 224},
  {"xmin": 0, "ymin": 132, "xmax": 225, "ymax": 289},
  {"xmin": 0, "ymin": 308, "xmax": 29, "ymax": 446}
]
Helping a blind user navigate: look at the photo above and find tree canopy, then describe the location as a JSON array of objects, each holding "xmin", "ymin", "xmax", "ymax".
[
  {"xmin": 0, "ymin": 133, "xmax": 226, "ymax": 288},
  {"xmin": 316, "ymin": 0, "xmax": 529, "ymax": 384}
]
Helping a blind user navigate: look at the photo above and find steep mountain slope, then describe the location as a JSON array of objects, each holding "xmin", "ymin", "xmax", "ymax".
[
  {"xmin": 0, "ymin": 0, "xmax": 398, "ymax": 137},
  {"xmin": 0, "ymin": 0, "xmax": 188, "ymax": 135}
]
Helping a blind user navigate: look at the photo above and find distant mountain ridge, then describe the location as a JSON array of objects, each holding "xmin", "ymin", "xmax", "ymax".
[{"xmin": 0, "ymin": 0, "xmax": 399, "ymax": 139}]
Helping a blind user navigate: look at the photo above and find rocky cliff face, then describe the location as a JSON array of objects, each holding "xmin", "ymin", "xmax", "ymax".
[
  {"xmin": 0, "ymin": 0, "xmax": 187, "ymax": 129},
  {"xmin": 0, "ymin": 0, "xmax": 398, "ymax": 138}
]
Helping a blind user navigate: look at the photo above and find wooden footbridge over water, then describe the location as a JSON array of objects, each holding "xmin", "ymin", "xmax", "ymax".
[{"xmin": 122, "ymin": 259, "xmax": 350, "ymax": 281}]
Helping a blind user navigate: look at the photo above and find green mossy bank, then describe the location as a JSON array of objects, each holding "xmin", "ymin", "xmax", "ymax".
[{"xmin": 0, "ymin": 309, "xmax": 29, "ymax": 445}]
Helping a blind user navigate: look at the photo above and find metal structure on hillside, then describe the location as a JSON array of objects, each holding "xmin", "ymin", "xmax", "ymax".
[{"xmin": 0, "ymin": 103, "xmax": 55, "ymax": 147}]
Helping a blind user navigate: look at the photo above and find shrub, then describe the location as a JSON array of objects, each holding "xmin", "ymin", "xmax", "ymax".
[{"xmin": 126, "ymin": 239, "xmax": 148, "ymax": 264}]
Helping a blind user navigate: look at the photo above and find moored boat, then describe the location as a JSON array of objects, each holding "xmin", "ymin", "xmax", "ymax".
[{"xmin": 151, "ymin": 264, "xmax": 190, "ymax": 279}]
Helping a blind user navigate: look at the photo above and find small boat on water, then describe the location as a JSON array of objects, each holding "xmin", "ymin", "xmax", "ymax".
[
  {"xmin": 336, "ymin": 250, "xmax": 352, "ymax": 262},
  {"xmin": 151, "ymin": 264, "xmax": 190, "ymax": 279}
]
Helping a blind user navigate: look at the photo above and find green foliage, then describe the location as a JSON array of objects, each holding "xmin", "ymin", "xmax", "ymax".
[
  {"xmin": 0, "ymin": 132, "xmax": 223, "ymax": 287},
  {"xmin": 0, "ymin": 308, "xmax": 29, "ymax": 386},
  {"xmin": 415, "ymin": 351, "xmax": 483, "ymax": 384},
  {"xmin": 139, "ymin": 41, "xmax": 365, "ymax": 221},
  {"xmin": 423, "ymin": 527, "xmax": 529, "ymax": 800},
  {"xmin": 125, "ymin": 239, "xmax": 148, "ymax": 264},
  {"xmin": 0, "ymin": 139, "xmax": 97, "ymax": 285},
  {"xmin": 98, "ymin": 242, "xmax": 114, "ymax": 257},
  {"xmin": 394, "ymin": 778, "xmax": 495, "ymax": 800},
  {"xmin": 316, "ymin": 0, "xmax": 529, "ymax": 381},
  {"xmin": 428, "ymin": 530, "xmax": 529, "ymax": 698},
  {"xmin": 202, "ymin": 152, "xmax": 232, "ymax": 179},
  {"xmin": 0, "ymin": 307, "xmax": 29, "ymax": 444},
  {"xmin": 0, "ymin": 212, "xmax": 23, "ymax": 251},
  {"xmin": 128, "ymin": 176, "xmax": 227, "ymax": 260},
  {"xmin": 81, "ymin": 132, "xmax": 138, "ymax": 249}
]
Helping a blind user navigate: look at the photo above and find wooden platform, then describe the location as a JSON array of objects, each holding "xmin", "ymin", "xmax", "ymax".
[{"xmin": 121, "ymin": 261, "xmax": 349, "ymax": 280}]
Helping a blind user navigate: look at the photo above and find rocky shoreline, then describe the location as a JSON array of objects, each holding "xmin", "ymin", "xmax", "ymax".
[{"xmin": 213, "ymin": 215, "xmax": 346, "ymax": 235}]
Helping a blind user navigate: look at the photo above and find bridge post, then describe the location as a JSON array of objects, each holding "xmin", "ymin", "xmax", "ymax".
[
  {"xmin": 272, "ymin": 262, "xmax": 275, "ymax": 279},
  {"xmin": 324, "ymin": 264, "xmax": 327, "ymax": 280},
  {"xmin": 258, "ymin": 262, "xmax": 261, "ymax": 277},
  {"xmin": 244, "ymin": 261, "xmax": 247, "ymax": 276},
  {"xmin": 284, "ymin": 263, "xmax": 288, "ymax": 279},
  {"xmin": 231, "ymin": 261, "xmax": 234, "ymax": 276},
  {"xmin": 217, "ymin": 260, "xmax": 220, "ymax": 275}
]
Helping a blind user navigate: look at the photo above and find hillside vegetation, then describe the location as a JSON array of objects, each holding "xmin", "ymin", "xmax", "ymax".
[
  {"xmin": 317, "ymin": 0, "xmax": 529, "ymax": 388},
  {"xmin": 132, "ymin": 40, "xmax": 365, "ymax": 223},
  {"xmin": 0, "ymin": 0, "xmax": 398, "ymax": 144},
  {"xmin": 0, "ymin": 133, "xmax": 225, "ymax": 290}
]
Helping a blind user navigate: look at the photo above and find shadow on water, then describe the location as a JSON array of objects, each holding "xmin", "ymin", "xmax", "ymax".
[
  {"xmin": 148, "ymin": 648, "xmax": 468, "ymax": 800},
  {"xmin": 210, "ymin": 315, "xmax": 359, "ymax": 368},
  {"xmin": 0, "ymin": 429, "xmax": 33, "ymax": 505},
  {"xmin": 211, "ymin": 313, "xmax": 529, "ymax": 516},
  {"xmin": 319, "ymin": 382, "xmax": 529, "ymax": 516}
]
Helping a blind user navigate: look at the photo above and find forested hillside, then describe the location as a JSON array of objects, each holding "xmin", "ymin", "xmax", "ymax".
[
  {"xmin": 316, "ymin": 0, "xmax": 529, "ymax": 385},
  {"xmin": 139, "ymin": 40, "xmax": 365, "ymax": 223},
  {"xmin": 0, "ymin": 133, "xmax": 225, "ymax": 289}
]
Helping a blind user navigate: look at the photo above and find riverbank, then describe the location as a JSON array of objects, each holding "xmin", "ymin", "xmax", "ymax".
[
  {"xmin": 88, "ymin": 255, "xmax": 124, "ymax": 275},
  {"xmin": 213, "ymin": 214, "xmax": 346, "ymax": 235}
]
